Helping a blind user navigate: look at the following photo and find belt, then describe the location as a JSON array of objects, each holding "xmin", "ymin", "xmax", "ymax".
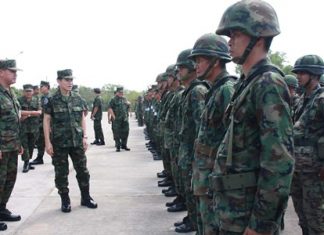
[
  {"xmin": 195, "ymin": 141, "xmax": 217, "ymax": 157},
  {"xmin": 209, "ymin": 172, "xmax": 257, "ymax": 192},
  {"xmin": 294, "ymin": 146, "xmax": 315, "ymax": 154}
]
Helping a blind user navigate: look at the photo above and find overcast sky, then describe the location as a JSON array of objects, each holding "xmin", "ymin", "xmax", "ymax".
[{"xmin": 1, "ymin": 0, "xmax": 322, "ymax": 91}]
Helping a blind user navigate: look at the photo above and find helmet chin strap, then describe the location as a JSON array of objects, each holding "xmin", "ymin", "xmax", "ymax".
[
  {"xmin": 233, "ymin": 37, "xmax": 259, "ymax": 65},
  {"xmin": 197, "ymin": 57, "xmax": 217, "ymax": 80}
]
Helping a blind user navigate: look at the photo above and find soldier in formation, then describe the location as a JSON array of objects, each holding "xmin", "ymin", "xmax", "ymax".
[{"xmin": 291, "ymin": 55, "xmax": 324, "ymax": 235}]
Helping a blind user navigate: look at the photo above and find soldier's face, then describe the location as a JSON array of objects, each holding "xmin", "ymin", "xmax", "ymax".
[
  {"xmin": 195, "ymin": 56, "xmax": 210, "ymax": 78},
  {"xmin": 40, "ymin": 85, "xmax": 49, "ymax": 94},
  {"xmin": 23, "ymin": 90, "xmax": 33, "ymax": 99},
  {"xmin": 228, "ymin": 30, "xmax": 251, "ymax": 62},
  {"xmin": 0, "ymin": 69, "xmax": 17, "ymax": 86},
  {"xmin": 57, "ymin": 78, "xmax": 73, "ymax": 92},
  {"xmin": 296, "ymin": 72, "xmax": 311, "ymax": 88},
  {"xmin": 178, "ymin": 66, "xmax": 189, "ymax": 80}
]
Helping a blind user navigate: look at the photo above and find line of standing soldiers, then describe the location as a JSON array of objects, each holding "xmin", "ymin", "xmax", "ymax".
[{"xmin": 140, "ymin": 1, "xmax": 324, "ymax": 234}]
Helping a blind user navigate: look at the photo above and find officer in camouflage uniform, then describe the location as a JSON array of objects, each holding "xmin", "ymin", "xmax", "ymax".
[
  {"xmin": 291, "ymin": 55, "xmax": 324, "ymax": 235},
  {"xmin": 90, "ymin": 88, "xmax": 105, "ymax": 145},
  {"xmin": 0, "ymin": 59, "xmax": 23, "ymax": 230},
  {"xmin": 18, "ymin": 84, "xmax": 42, "ymax": 173},
  {"xmin": 108, "ymin": 87, "xmax": 130, "ymax": 152},
  {"xmin": 188, "ymin": 33, "xmax": 235, "ymax": 235},
  {"xmin": 175, "ymin": 48, "xmax": 210, "ymax": 233},
  {"xmin": 210, "ymin": 1, "xmax": 294, "ymax": 234},
  {"xmin": 31, "ymin": 80, "xmax": 51, "ymax": 165},
  {"xmin": 44, "ymin": 69, "xmax": 97, "ymax": 213}
]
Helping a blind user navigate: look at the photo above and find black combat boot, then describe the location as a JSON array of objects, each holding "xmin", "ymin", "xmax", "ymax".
[
  {"xmin": 60, "ymin": 193, "xmax": 71, "ymax": 213},
  {"xmin": 91, "ymin": 140, "xmax": 99, "ymax": 145},
  {"xmin": 0, "ymin": 222, "xmax": 7, "ymax": 231},
  {"xmin": 121, "ymin": 146, "xmax": 130, "ymax": 151},
  {"xmin": 0, "ymin": 204, "xmax": 21, "ymax": 221},
  {"xmin": 80, "ymin": 186, "xmax": 98, "ymax": 209},
  {"xmin": 22, "ymin": 161, "xmax": 29, "ymax": 173},
  {"xmin": 30, "ymin": 157, "xmax": 44, "ymax": 165}
]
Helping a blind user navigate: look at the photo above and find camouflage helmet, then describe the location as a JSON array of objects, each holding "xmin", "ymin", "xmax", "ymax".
[
  {"xmin": 320, "ymin": 74, "xmax": 324, "ymax": 86},
  {"xmin": 165, "ymin": 64, "xmax": 177, "ymax": 78},
  {"xmin": 188, "ymin": 33, "xmax": 231, "ymax": 62},
  {"xmin": 292, "ymin": 55, "xmax": 324, "ymax": 76},
  {"xmin": 155, "ymin": 73, "xmax": 164, "ymax": 83},
  {"xmin": 284, "ymin": 74, "xmax": 298, "ymax": 89},
  {"xmin": 175, "ymin": 49, "xmax": 195, "ymax": 71},
  {"xmin": 216, "ymin": 0, "xmax": 280, "ymax": 38}
]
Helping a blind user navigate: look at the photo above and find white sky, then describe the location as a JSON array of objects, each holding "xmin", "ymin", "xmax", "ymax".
[{"xmin": 0, "ymin": 0, "xmax": 323, "ymax": 91}]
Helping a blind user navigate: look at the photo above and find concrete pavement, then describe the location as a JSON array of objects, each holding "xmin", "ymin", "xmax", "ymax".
[{"xmin": 4, "ymin": 114, "xmax": 301, "ymax": 235}]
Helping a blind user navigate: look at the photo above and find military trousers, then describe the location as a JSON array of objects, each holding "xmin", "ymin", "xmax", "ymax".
[
  {"xmin": 170, "ymin": 148, "xmax": 183, "ymax": 196},
  {"xmin": 93, "ymin": 119, "xmax": 104, "ymax": 142},
  {"xmin": 0, "ymin": 151, "xmax": 18, "ymax": 207},
  {"xmin": 36, "ymin": 127, "xmax": 45, "ymax": 159},
  {"xmin": 52, "ymin": 146, "xmax": 90, "ymax": 195},
  {"xmin": 21, "ymin": 132, "xmax": 39, "ymax": 161},
  {"xmin": 112, "ymin": 120, "xmax": 129, "ymax": 148},
  {"xmin": 291, "ymin": 170, "xmax": 324, "ymax": 234},
  {"xmin": 197, "ymin": 195, "xmax": 218, "ymax": 235}
]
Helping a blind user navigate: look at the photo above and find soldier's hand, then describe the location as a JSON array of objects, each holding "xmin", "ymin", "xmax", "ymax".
[
  {"xmin": 83, "ymin": 138, "xmax": 88, "ymax": 151},
  {"xmin": 46, "ymin": 144, "xmax": 54, "ymax": 157},
  {"xmin": 243, "ymin": 227, "xmax": 271, "ymax": 235},
  {"xmin": 18, "ymin": 146, "xmax": 24, "ymax": 155},
  {"xmin": 319, "ymin": 166, "xmax": 324, "ymax": 181}
]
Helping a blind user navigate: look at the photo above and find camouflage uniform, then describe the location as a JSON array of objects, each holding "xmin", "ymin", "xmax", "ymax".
[
  {"xmin": 178, "ymin": 78, "xmax": 209, "ymax": 230},
  {"xmin": 18, "ymin": 88, "xmax": 40, "ymax": 163},
  {"xmin": 188, "ymin": 33, "xmax": 235, "ymax": 235},
  {"xmin": 44, "ymin": 70, "xmax": 91, "ymax": 196},
  {"xmin": 0, "ymin": 60, "xmax": 22, "ymax": 215},
  {"xmin": 211, "ymin": 1, "xmax": 294, "ymax": 234},
  {"xmin": 35, "ymin": 81, "xmax": 50, "ymax": 163},
  {"xmin": 108, "ymin": 88, "xmax": 130, "ymax": 150},
  {"xmin": 91, "ymin": 90, "xmax": 104, "ymax": 144},
  {"xmin": 136, "ymin": 96, "xmax": 144, "ymax": 126},
  {"xmin": 291, "ymin": 55, "xmax": 324, "ymax": 235}
]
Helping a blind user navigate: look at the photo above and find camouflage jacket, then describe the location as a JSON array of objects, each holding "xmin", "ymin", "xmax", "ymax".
[
  {"xmin": 18, "ymin": 96, "xmax": 40, "ymax": 134},
  {"xmin": 44, "ymin": 89, "xmax": 86, "ymax": 148},
  {"xmin": 293, "ymin": 85, "xmax": 324, "ymax": 171},
  {"xmin": 92, "ymin": 95, "xmax": 103, "ymax": 120},
  {"xmin": 179, "ymin": 80, "xmax": 209, "ymax": 159},
  {"xmin": 39, "ymin": 93, "xmax": 50, "ymax": 126},
  {"xmin": 213, "ymin": 59, "xmax": 294, "ymax": 233},
  {"xmin": 192, "ymin": 71, "xmax": 235, "ymax": 195},
  {"xmin": 108, "ymin": 96, "xmax": 129, "ymax": 122},
  {"xmin": 0, "ymin": 85, "xmax": 21, "ymax": 152}
]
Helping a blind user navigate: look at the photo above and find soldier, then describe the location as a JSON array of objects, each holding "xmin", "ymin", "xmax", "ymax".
[
  {"xmin": 174, "ymin": 48, "xmax": 210, "ymax": 233},
  {"xmin": 18, "ymin": 84, "xmax": 41, "ymax": 172},
  {"xmin": 136, "ymin": 96, "xmax": 144, "ymax": 126},
  {"xmin": 72, "ymin": 85, "xmax": 89, "ymax": 117},
  {"xmin": 210, "ymin": 1, "xmax": 294, "ymax": 234},
  {"xmin": 188, "ymin": 33, "xmax": 235, "ymax": 235},
  {"xmin": 90, "ymin": 88, "xmax": 105, "ymax": 146},
  {"xmin": 44, "ymin": 69, "xmax": 97, "ymax": 213},
  {"xmin": 284, "ymin": 74, "xmax": 299, "ymax": 116},
  {"xmin": 108, "ymin": 87, "xmax": 131, "ymax": 152},
  {"xmin": 291, "ymin": 55, "xmax": 324, "ymax": 235},
  {"xmin": 0, "ymin": 59, "xmax": 23, "ymax": 230},
  {"xmin": 31, "ymin": 81, "xmax": 51, "ymax": 165}
]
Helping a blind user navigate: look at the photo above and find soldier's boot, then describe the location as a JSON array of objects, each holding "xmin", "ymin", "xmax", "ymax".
[
  {"xmin": 0, "ymin": 222, "xmax": 7, "ymax": 231},
  {"xmin": 30, "ymin": 156, "xmax": 44, "ymax": 165},
  {"xmin": 0, "ymin": 204, "xmax": 21, "ymax": 222},
  {"xmin": 60, "ymin": 193, "xmax": 71, "ymax": 213},
  {"xmin": 121, "ymin": 146, "xmax": 130, "ymax": 151},
  {"xmin": 174, "ymin": 216, "xmax": 189, "ymax": 227},
  {"xmin": 80, "ymin": 186, "xmax": 98, "ymax": 209},
  {"xmin": 91, "ymin": 140, "xmax": 99, "ymax": 145},
  {"xmin": 301, "ymin": 226, "xmax": 309, "ymax": 235},
  {"xmin": 22, "ymin": 161, "xmax": 29, "ymax": 173},
  {"xmin": 96, "ymin": 139, "xmax": 105, "ymax": 146}
]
